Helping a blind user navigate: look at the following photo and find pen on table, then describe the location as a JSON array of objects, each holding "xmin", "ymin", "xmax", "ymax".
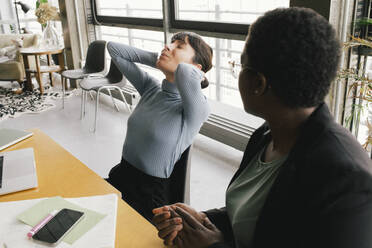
[{"xmin": 27, "ymin": 210, "xmax": 58, "ymax": 239}]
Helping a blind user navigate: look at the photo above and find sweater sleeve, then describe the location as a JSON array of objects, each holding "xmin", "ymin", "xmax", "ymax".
[
  {"xmin": 174, "ymin": 63, "xmax": 210, "ymax": 140},
  {"xmin": 107, "ymin": 41, "xmax": 159, "ymax": 95}
]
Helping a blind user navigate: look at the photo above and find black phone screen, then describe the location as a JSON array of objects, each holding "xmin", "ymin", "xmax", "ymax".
[{"xmin": 32, "ymin": 208, "xmax": 84, "ymax": 244}]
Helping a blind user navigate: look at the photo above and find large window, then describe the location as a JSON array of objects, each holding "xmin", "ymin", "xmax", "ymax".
[
  {"xmin": 92, "ymin": 0, "xmax": 328, "ymax": 150},
  {"xmin": 93, "ymin": 0, "xmax": 257, "ymax": 110},
  {"xmin": 92, "ymin": 0, "xmax": 294, "ymax": 110}
]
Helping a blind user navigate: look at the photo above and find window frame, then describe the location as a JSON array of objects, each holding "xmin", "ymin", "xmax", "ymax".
[{"xmin": 91, "ymin": 0, "xmax": 163, "ymax": 28}]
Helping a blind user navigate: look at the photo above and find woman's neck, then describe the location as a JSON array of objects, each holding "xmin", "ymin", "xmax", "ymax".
[{"xmin": 266, "ymin": 107, "xmax": 316, "ymax": 155}]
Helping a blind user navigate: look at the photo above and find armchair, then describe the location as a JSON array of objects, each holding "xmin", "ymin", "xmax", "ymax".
[{"xmin": 0, "ymin": 34, "xmax": 39, "ymax": 89}]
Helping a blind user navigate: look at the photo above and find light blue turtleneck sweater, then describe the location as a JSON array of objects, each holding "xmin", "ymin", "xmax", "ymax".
[{"xmin": 108, "ymin": 42, "xmax": 210, "ymax": 178}]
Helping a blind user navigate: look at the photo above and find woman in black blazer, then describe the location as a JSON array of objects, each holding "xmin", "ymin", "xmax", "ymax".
[{"xmin": 152, "ymin": 7, "xmax": 372, "ymax": 248}]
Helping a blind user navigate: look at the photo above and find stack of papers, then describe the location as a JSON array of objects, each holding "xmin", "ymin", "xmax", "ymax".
[{"xmin": 17, "ymin": 196, "xmax": 107, "ymax": 244}]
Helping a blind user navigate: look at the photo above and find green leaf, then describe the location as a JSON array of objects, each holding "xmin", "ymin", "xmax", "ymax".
[
  {"xmin": 36, "ymin": 0, "xmax": 48, "ymax": 9},
  {"xmin": 355, "ymin": 18, "xmax": 372, "ymax": 27}
]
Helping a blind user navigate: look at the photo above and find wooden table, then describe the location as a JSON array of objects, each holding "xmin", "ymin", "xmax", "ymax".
[
  {"xmin": 20, "ymin": 47, "xmax": 65, "ymax": 94},
  {"xmin": 0, "ymin": 129, "xmax": 164, "ymax": 248}
]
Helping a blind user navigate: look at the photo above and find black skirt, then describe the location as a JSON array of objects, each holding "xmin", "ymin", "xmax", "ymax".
[{"xmin": 106, "ymin": 158, "xmax": 171, "ymax": 222}]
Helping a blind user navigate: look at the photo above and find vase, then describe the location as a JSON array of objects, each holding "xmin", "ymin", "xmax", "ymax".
[{"xmin": 42, "ymin": 21, "xmax": 61, "ymax": 48}]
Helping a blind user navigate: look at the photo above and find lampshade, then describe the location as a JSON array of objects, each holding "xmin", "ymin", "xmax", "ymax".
[{"xmin": 16, "ymin": 2, "xmax": 31, "ymax": 13}]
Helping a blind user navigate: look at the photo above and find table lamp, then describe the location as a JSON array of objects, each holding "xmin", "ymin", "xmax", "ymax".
[{"xmin": 14, "ymin": 1, "xmax": 31, "ymax": 34}]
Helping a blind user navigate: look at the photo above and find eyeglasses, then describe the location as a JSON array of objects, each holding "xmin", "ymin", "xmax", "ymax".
[{"xmin": 228, "ymin": 60, "xmax": 262, "ymax": 79}]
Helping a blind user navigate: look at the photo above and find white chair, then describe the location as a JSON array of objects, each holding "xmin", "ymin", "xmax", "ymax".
[
  {"xmin": 79, "ymin": 60, "xmax": 131, "ymax": 132},
  {"xmin": 61, "ymin": 40, "xmax": 107, "ymax": 113}
]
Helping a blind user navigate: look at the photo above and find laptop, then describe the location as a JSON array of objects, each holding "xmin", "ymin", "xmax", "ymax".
[
  {"xmin": 0, "ymin": 128, "xmax": 33, "ymax": 151},
  {"xmin": 0, "ymin": 148, "xmax": 38, "ymax": 195}
]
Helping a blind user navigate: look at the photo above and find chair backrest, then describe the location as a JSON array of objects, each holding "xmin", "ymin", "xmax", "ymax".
[
  {"xmin": 169, "ymin": 146, "xmax": 191, "ymax": 204},
  {"xmin": 106, "ymin": 60, "xmax": 123, "ymax": 83},
  {"xmin": 84, "ymin": 40, "xmax": 106, "ymax": 73}
]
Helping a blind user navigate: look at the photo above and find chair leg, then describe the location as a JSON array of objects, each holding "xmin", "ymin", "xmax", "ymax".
[
  {"xmin": 89, "ymin": 91, "xmax": 94, "ymax": 100},
  {"xmin": 93, "ymin": 89, "xmax": 102, "ymax": 133},
  {"xmin": 62, "ymin": 76, "xmax": 65, "ymax": 109},
  {"xmin": 83, "ymin": 91, "xmax": 87, "ymax": 118},
  {"xmin": 14, "ymin": 80, "xmax": 23, "ymax": 94},
  {"xmin": 117, "ymin": 88, "xmax": 132, "ymax": 113},
  {"xmin": 80, "ymin": 88, "xmax": 85, "ymax": 120},
  {"xmin": 108, "ymin": 88, "xmax": 120, "ymax": 112}
]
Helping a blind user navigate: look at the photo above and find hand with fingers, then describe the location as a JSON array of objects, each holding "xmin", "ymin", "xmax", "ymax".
[
  {"xmin": 174, "ymin": 207, "xmax": 224, "ymax": 248},
  {"xmin": 152, "ymin": 203, "xmax": 208, "ymax": 246},
  {"xmin": 153, "ymin": 206, "xmax": 183, "ymax": 246},
  {"xmin": 172, "ymin": 203, "xmax": 207, "ymax": 223}
]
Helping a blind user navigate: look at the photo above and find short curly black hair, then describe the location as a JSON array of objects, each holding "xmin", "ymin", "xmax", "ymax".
[{"xmin": 245, "ymin": 7, "xmax": 341, "ymax": 108}]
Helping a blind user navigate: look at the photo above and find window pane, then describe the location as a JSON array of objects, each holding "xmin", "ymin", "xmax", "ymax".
[
  {"xmin": 98, "ymin": 26, "xmax": 164, "ymax": 80},
  {"xmin": 200, "ymin": 36, "xmax": 245, "ymax": 109},
  {"xmin": 175, "ymin": 0, "xmax": 290, "ymax": 24},
  {"xmin": 96, "ymin": 0, "xmax": 162, "ymax": 19}
]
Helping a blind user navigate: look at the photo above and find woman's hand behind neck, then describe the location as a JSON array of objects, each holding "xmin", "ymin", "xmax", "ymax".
[{"xmin": 165, "ymin": 73, "xmax": 175, "ymax": 83}]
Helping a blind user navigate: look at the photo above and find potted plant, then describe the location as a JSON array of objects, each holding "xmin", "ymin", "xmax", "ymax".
[
  {"xmin": 339, "ymin": 35, "xmax": 372, "ymax": 153},
  {"xmin": 35, "ymin": 2, "xmax": 61, "ymax": 48}
]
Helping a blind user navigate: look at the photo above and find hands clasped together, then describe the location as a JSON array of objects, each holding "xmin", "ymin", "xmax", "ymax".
[{"xmin": 152, "ymin": 203, "xmax": 224, "ymax": 248}]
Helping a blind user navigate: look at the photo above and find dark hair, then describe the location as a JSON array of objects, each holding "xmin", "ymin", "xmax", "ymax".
[
  {"xmin": 171, "ymin": 32, "xmax": 213, "ymax": 89},
  {"xmin": 245, "ymin": 7, "xmax": 341, "ymax": 107}
]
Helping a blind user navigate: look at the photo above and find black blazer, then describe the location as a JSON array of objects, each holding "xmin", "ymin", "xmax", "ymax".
[{"xmin": 206, "ymin": 103, "xmax": 372, "ymax": 248}]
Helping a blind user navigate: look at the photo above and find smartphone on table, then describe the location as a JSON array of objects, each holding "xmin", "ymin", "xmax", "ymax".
[{"xmin": 32, "ymin": 208, "xmax": 85, "ymax": 246}]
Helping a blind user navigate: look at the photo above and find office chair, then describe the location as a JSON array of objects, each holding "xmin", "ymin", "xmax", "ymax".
[
  {"xmin": 79, "ymin": 60, "xmax": 131, "ymax": 132},
  {"xmin": 169, "ymin": 146, "xmax": 192, "ymax": 204},
  {"xmin": 61, "ymin": 40, "xmax": 107, "ymax": 110}
]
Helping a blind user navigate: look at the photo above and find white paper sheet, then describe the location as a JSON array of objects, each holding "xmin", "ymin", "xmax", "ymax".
[{"xmin": 0, "ymin": 194, "xmax": 117, "ymax": 248}]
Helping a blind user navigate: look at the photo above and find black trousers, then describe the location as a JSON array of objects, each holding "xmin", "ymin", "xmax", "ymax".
[{"xmin": 106, "ymin": 158, "xmax": 171, "ymax": 222}]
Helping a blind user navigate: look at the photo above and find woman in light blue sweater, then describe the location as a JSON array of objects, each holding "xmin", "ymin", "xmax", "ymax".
[{"xmin": 106, "ymin": 32, "xmax": 213, "ymax": 221}]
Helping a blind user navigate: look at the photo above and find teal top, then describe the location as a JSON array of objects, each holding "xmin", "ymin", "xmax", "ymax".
[{"xmin": 226, "ymin": 145, "xmax": 288, "ymax": 247}]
